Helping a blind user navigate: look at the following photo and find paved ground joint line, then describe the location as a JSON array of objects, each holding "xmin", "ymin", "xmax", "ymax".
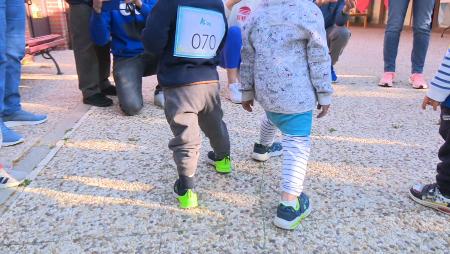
[{"xmin": 0, "ymin": 108, "xmax": 93, "ymax": 216}]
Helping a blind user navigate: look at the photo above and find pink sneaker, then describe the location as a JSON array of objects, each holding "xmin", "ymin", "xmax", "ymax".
[
  {"xmin": 409, "ymin": 73, "xmax": 428, "ymax": 89},
  {"xmin": 378, "ymin": 72, "xmax": 395, "ymax": 87}
]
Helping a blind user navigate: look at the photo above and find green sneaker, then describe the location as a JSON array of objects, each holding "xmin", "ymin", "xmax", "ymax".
[
  {"xmin": 207, "ymin": 151, "xmax": 232, "ymax": 174},
  {"xmin": 177, "ymin": 189, "xmax": 198, "ymax": 209},
  {"xmin": 174, "ymin": 180, "xmax": 198, "ymax": 209}
]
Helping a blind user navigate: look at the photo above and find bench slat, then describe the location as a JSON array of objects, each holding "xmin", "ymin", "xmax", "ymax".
[
  {"xmin": 27, "ymin": 38, "xmax": 65, "ymax": 55},
  {"xmin": 26, "ymin": 34, "xmax": 62, "ymax": 47}
]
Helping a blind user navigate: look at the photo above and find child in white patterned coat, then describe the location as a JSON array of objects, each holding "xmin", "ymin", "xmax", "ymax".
[{"xmin": 240, "ymin": 0, "xmax": 333, "ymax": 230}]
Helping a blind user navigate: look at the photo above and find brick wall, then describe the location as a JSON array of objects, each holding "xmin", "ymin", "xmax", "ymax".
[{"xmin": 45, "ymin": 0, "xmax": 70, "ymax": 49}]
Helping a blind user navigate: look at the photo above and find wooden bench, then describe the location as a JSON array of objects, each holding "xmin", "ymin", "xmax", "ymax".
[
  {"xmin": 346, "ymin": 9, "xmax": 369, "ymax": 29},
  {"xmin": 26, "ymin": 34, "xmax": 65, "ymax": 75}
]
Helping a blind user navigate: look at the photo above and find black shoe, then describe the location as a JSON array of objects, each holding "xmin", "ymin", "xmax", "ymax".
[
  {"xmin": 101, "ymin": 85, "xmax": 117, "ymax": 96},
  {"xmin": 83, "ymin": 93, "xmax": 113, "ymax": 107}
]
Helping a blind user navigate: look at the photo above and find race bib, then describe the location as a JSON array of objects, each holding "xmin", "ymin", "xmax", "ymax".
[{"xmin": 174, "ymin": 6, "xmax": 226, "ymax": 59}]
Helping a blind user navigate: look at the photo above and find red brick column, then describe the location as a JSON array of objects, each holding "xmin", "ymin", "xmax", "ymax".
[{"xmin": 45, "ymin": 0, "xmax": 70, "ymax": 49}]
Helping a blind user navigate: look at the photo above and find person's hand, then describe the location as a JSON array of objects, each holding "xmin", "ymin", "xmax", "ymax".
[
  {"xmin": 226, "ymin": 0, "xmax": 242, "ymax": 10},
  {"xmin": 126, "ymin": 0, "xmax": 142, "ymax": 8},
  {"xmin": 93, "ymin": 0, "xmax": 103, "ymax": 13},
  {"xmin": 316, "ymin": 0, "xmax": 338, "ymax": 6},
  {"xmin": 242, "ymin": 100, "xmax": 254, "ymax": 112},
  {"xmin": 317, "ymin": 104, "xmax": 330, "ymax": 118},
  {"xmin": 343, "ymin": 0, "xmax": 357, "ymax": 14},
  {"xmin": 422, "ymin": 96, "xmax": 440, "ymax": 111}
]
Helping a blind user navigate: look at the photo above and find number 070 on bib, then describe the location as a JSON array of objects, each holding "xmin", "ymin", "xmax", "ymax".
[{"xmin": 174, "ymin": 6, "xmax": 226, "ymax": 59}]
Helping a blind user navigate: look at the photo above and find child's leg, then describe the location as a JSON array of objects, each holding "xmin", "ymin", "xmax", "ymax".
[
  {"xmin": 437, "ymin": 106, "xmax": 450, "ymax": 197},
  {"xmin": 163, "ymin": 86, "xmax": 203, "ymax": 195},
  {"xmin": 259, "ymin": 114, "xmax": 277, "ymax": 146},
  {"xmin": 113, "ymin": 55, "xmax": 145, "ymax": 116},
  {"xmin": 280, "ymin": 135, "xmax": 310, "ymax": 200},
  {"xmin": 198, "ymin": 83, "xmax": 231, "ymax": 173}
]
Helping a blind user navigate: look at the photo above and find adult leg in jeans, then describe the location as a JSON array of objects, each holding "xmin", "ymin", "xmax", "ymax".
[
  {"xmin": 411, "ymin": 0, "xmax": 435, "ymax": 74},
  {"xmin": 326, "ymin": 25, "xmax": 351, "ymax": 66},
  {"xmin": 3, "ymin": 0, "xmax": 25, "ymax": 116},
  {"xmin": 383, "ymin": 0, "xmax": 409, "ymax": 72},
  {"xmin": 437, "ymin": 106, "xmax": 450, "ymax": 197},
  {"xmin": 113, "ymin": 56, "xmax": 144, "ymax": 116},
  {"xmin": 0, "ymin": 0, "xmax": 7, "ymax": 119},
  {"xmin": 113, "ymin": 54, "xmax": 157, "ymax": 116},
  {"xmin": 69, "ymin": 4, "xmax": 103, "ymax": 98}
]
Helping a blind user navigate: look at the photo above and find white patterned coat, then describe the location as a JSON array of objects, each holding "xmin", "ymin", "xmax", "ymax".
[{"xmin": 240, "ymin": 0, "xmax": 333, "ymax": 114}]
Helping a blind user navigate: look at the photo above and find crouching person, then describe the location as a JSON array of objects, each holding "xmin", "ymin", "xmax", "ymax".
[{"xmin": 90, "ymin": 0, "xmax": 164, "ymax": 115}]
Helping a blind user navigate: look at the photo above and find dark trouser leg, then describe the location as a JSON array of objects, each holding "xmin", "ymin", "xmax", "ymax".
[
  {"xmin": 164, "ymin": 85, "xmax": 203, "ymax": 190},
  {"xmin": 198, "ymin": 83, "xmax": 230, "ymax": 160},
  {"xmin": 95, "ymin": 43, "xmax": 112, "ymax": 89},
  {"xmin": 437, "ymin": 106, "xmax": 450, "ymax": 196},
  {"xmin": 69, "ymin": 4, "xmax": 102, "ymax": 98},
  {"xmin": 326, "ymin": 26, "xmax": 351, "ymax": 66}
]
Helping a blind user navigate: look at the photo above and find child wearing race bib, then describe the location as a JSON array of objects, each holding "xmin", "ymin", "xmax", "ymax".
[
  {"xmin": 409, "ymin": 47, "xmax": 450, "ymax": 215},
  {"xmin": 141, "ymin": 0, "xmax": 232, "ymax": 209},
  {"xmin": 240, "ymin": 0, "xmax": 333, "ymax": 230},
  {"xmin": 220, "ymin": 0, "xmax": 260, "ymax": 104}
]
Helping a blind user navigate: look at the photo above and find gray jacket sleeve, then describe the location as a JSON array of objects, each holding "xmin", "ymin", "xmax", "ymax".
[
  {"xmin": 305, "ymin": 19, "xmax": 333, "ymax": 105},
  {"xmin": 240, "ymin": 17, "xmax": 256, "ymax": 102}
]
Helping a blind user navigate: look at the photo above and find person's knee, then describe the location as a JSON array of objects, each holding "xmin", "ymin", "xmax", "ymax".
[
  {"xmin": 334, "ymin": 26, "xmax": 351, "ymax": 43},
  {"xmin": 120, "ymin": 101, "xmax": 143, "ymax": 116},
  {"xmin": 413, "ymin": 23, "xmax": 432, "ymax": 35}
]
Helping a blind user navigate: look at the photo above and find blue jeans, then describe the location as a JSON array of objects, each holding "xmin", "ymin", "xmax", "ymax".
[
  {"xmin": 384, "ymin": 0, "xmax": 435, "ymax": 74},
  {"xmin": 0, "ymin": 0, "xmax": 24, "ymax": 119},
  {"xmin": 219, "ymin": 26, "xmax": 242, "ymax": 69}
]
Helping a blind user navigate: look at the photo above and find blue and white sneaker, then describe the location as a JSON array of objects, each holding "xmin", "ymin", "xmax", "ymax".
[
  {"xmin": 1, "ymin": 122, "xmax": 24, "ymax": 147},
  {"xmin": 274, "ymin": 193, "xmax": 311, "ymax": 230},
  {"xmin": 331, "ymin": 66, "xmax": 338, "ymax": 83},
  {"xmin": 252, "ymin": 142, "xmax": 282, "ymax": 162},
  {"xmin": 3, "ymin": 110, "xmax": 48, "ymax": 128}
]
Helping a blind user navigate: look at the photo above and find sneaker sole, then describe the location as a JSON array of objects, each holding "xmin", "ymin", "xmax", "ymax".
[
  {"xmin": 206, "ymin": 158, "xmax": 232, "ymax": 174},
  {"xmin": 0, "ymin": 179, "xmax": 24, "ymax": 189},
  {"xmin": 408, "ymin": 79, "xmax": 428, "ymax": 89},
  {"xmin": 378, "ymin": 83, "xmax": 393, "ymax": 88},
  {"xmin": 2, "ymin": 138, "xmax": 25, "ymax": 147},
  {"xmin": 408, "ymin": 191, "xmax": 450, "ymax": 215},
  {"xmin": 273, "ymin": 205, "xmax": 312, "ymax": 230},
  {"xmin": 4, "ymin": 118, "xmax": 48, "ymax": 128},
  {"xmin": 252, "ymin": 150, "xmax": 282, "ymax": 162}
]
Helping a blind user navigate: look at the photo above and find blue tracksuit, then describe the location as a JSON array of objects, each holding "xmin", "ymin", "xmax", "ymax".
[{"xmin": 90, "ymin": 0, "xmax": 157, "ymax": 58}]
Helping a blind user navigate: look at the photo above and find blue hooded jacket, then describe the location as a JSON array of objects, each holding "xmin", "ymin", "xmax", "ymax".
[
  {"xmin": 90, "ymin": 0, "xmax": 157, "ymax": 59},
  {"xmin": 320, "ymin": 0, "xmax": 349, "ymax": 29}
]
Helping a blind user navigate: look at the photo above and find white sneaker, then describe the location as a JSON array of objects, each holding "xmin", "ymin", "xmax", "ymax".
[
  {"xmin": 154, "ymin": 90, "xmax": 165, "ymax": 108},
  {"xmin": 0, "ymin": 167, "xmax": 27, "ymax": 189},
  {"xmin": 227, "ymin": 83, "xmax": 243, "ymax": 104}
]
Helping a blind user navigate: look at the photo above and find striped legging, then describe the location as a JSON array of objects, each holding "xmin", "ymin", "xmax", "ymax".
[{"xmin": 260, "ymin": 115, "xmax": 310, "ymax": 196}]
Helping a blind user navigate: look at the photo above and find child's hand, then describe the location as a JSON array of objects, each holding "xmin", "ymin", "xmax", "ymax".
[
  {"xmin": 316, "ymin": 0, "xmax": 338, "ymax": 6},
  {"xmin": 422, "ymin": 96, "xmax": 440, "ymax": 111},
  {"xmin": 242, "ymin": 100, "xmax": 254, "ymax": 112},
  {"xmin": 93, "ymin": 0, "xmax": 103, "ymax": 13},
  {"xmin": 317, "ymin": 104, "xmax": 330, "ymax": 118}
]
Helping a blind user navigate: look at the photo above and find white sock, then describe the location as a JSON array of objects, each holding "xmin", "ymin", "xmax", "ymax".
[{"xmin": 280, "ymin": 199, "xmax": 298, "ymax": 209}]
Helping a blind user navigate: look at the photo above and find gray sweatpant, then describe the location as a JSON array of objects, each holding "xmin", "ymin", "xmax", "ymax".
[
  {"xmin": 326, "ymin": 25, "xmax": 351, "ymax": 66},
  {"xmin": 163, "ymin": 83, "xmax": 230, "ymax": 181}
]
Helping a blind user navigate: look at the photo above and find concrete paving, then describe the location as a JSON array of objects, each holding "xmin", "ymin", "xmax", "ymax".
[{"xmin": 0, "ymin": 28, "xmax": 449, "ymax": 253}]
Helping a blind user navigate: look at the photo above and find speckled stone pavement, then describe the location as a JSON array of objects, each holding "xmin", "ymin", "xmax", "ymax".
[{"xmin": 1, "ymin": 28, "xmax": 450, "ymax": 253}]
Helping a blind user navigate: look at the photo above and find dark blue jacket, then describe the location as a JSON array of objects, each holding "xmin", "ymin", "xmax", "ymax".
[
  {"xmin": 141, "ymin": 0, "xmax": 227, "ymax": 87},
  {"xmin": 320, "ymin": 0, "xmax": 349, "ymax": 28},
  {"xmin": 90, "ymin": 0, "xmax": 156, "ymax": 59}
]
